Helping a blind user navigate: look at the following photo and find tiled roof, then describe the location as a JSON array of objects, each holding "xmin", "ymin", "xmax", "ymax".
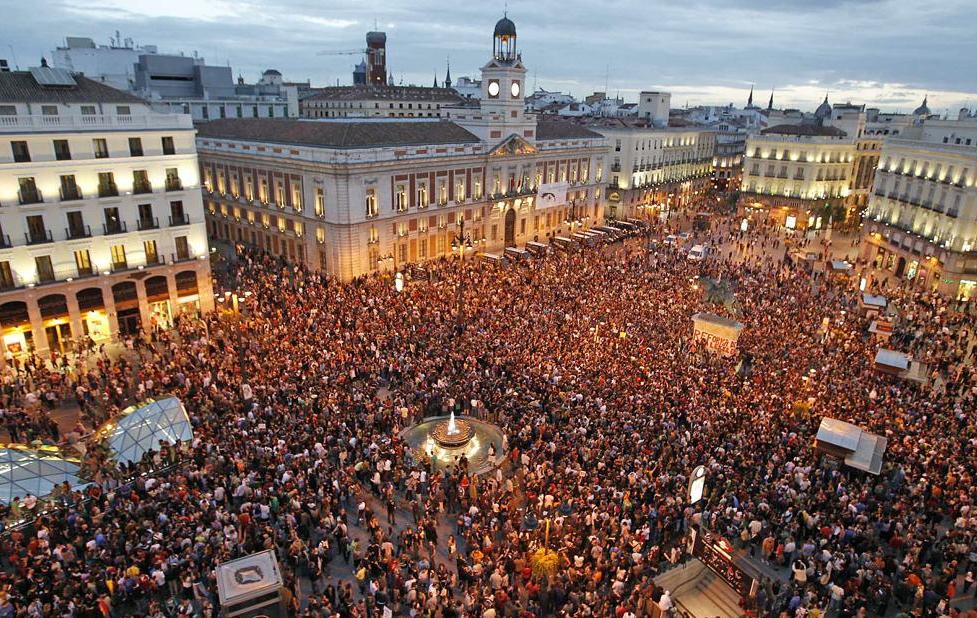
[
  {"xmin": 196, "ymin": 118, "xmax": 481, "ymax": 149},
  {"xmin": 535, "ymin": 120, "xmax": 603, "ymax": 140},
  {"xmin": 762, "ymin": 124, "xmax": 847, "ymax": 137},
  {"xmin": 0, "ymin": 71, "xmax": 145, "ymax": 105},
  {"xmin": 304, "ymin": 85, "xmax": 464, "ymax": 103}
]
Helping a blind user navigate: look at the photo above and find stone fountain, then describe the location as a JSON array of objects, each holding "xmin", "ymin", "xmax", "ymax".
[{"xmin": 400, "ymin": 412, "xmax": 506, "ymax": 475}]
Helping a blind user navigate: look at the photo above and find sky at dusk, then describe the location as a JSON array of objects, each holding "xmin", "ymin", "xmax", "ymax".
[{"xmin": 5, "ymin": 0, "xmax": 977, "ymax": 113}]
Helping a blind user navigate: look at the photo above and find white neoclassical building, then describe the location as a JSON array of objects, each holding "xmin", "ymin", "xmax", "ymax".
[
  {"xmin": 197, "ymin": 15, "xmax": 607, "ymax": 280},
  {"xmin": 739, "ymin": 123, "xmax": 857, "ymax": 230},
  {"xmin": 0, "ymin": 67, "xmax": 213, "ymax": 359},
  {"xmin": 861, "ymin": 111, "xmax": 977, "ymax": 298},
  {"xmin": 586, "ymin": 119, "xmax": 716, "ymax": 221}
]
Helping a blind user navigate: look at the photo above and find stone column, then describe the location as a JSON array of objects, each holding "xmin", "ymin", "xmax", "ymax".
[
  {"xmin": 102, "ymin": 283, "xmax": 120, "ymax": 338},
  {"xmin": 65, "ymin": 290, "xmax": 84, "ymax": 343},
  {"xmin": 197, "ymin": 261, "xmax": 215, "ymax": 313},
  {"xmin": 135, "ymin": 279, "xmax": 151, "ymax": 333},
  {"xmin": 26, "ymin": 296, "xmax": 47, "ymax": 356}
]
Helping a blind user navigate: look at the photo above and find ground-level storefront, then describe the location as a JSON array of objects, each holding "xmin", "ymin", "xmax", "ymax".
[
  {"xmin": 0, "ymin": 260, "xmax": 213, "ymax": 366},
  {"xmin": 861, "ymin": 222, "xmax": 977, "ymax": 299},
  {"xmin": 737, "ymin": 193, "xmax": 846, "ymax": 231}
]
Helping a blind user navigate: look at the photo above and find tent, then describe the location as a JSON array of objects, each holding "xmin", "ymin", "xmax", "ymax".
[
  {"xmin": 96, "ymin": 397, "xmax": 193, "ymax": 466},
  {"xmin": 0, "ymin": 445, "xmax": 85, "ymax": 505}
]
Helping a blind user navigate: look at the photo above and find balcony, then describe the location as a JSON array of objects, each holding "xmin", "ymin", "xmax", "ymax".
[
  {"xmin": 611, "ymin": 164, "xmax": 621, "ymax": 172},
  {"xmin": 145, "ymin": 253, "xmax": 162, "ymax": 266},
  {"xmin": 25, "ymin": 229, "xmax": 53, "ymax": 245},
  {"xmin": 169, "ymin": 214, "xmax": 190, "ymax": 227},
  {"xmin": 0, "ymin": 234, "xmax": 11, "ymax": 249},
  {"xmin": 60, "ymin": 185, "xmax": 83, "ymax": 201},
  {"xmin": 132, "ymin": 181, "xmax": 153, "ymax": 195},
  {"xmin": 18, "ymin": 187, "xmax": 43, "ymax": 205},
  {"xmin": 0, "ymin": 112, "xmax": 193, "ymax": 133},
  {"xmin": 103, "ymin": 221, "xmax": 128, "ymax": 235},
  {"xmin": 98, "ymin": 183, "xmax": 119, "ymax": 198},
  {"xmin": 165, "ymin": 178, "xmax": 184, "ymax": 191},
  {"xmin": 110, "ymin": 261, "xmax": 130, "ymax": 273},
  {"xmin": 65, "ymin": 224, "xmax": 92, "ymax": 240},
  {"xmin": 171, "ymin": 252, "xmax": 194, "ymax": 264},
  {"xmin": 137, "ymin": 217, "xmax": 160, "ymax": 230}
]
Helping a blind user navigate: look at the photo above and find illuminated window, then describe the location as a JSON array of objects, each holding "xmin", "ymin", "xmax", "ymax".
[
  {"xmin": 316, "ymin": 227, "xmax": 325, "ymax": 243},
  {"xmin": 366, "ymin": 189, "xmax": 378, "ymax": 217},
  {"xmin": 315, "ymin": 188, "xmax": 325, "ymax": 217},
  {"xmin": 396, "ymin": 185, "xmax": 407, "ymax": 211}
]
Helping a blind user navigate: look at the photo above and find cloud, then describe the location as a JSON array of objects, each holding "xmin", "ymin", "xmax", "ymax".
[{"xmin": 5, "ymin": 0, "xmax": 976, "ymax": 112}]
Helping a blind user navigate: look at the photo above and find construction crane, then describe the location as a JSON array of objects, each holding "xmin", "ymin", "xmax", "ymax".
[{"xmin": 316, "ymin": 49, "xmax": 366, "ymax": 56}]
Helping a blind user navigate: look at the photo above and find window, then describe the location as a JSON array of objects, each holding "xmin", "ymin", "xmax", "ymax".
[
  {"xmin": 41, "ymin": 105, "xmax": 58, "ymax": 116},
  {"xmin": 35, "ymin": 256, "xmax": 55, "ymax": 283},
  {"xmin": 170, "ymin": 200, "xmax": 187, "ymax": 226},
  {"xmin": 93, "ymin": 138, "xmax": 109, "ymax": 159},
  {"xmin": 0, "ymin": 262, "xmax": 13, "ymax": 290},
  {"xmin": 165, "ymin": 168, "xmax": 182, "ymax": 191},
  {"xmin": 473, "ymin": 178, "xmax": 482, "ymax": 200},
  {"xmin": 417, "ymin": 184, "xmax": 428, "ymax": 208},
  {"xmin": 110, "ymin": 245, "xmax": 127, "ymax": 270},
  {"xmin": 0, "ymin": 105, "xmax": 16, "ymax": 116},
  {"xmin": 219, "ymin": 106, "xmax": 226, "ymax": 119},
  {"xmin": 53, "ymin": 139, "xmax": 71, "ymax": 160},
  {"xmin": 161, "ymin": 136, "xmax": 175, "ymax": 155},
  {"xmin": 174, "ymin": 236, "xmax": 190, "ymax": 260},
  {"xmin": 315, "ymin": 188, "xmax": 325, "ymax": 217},
  {"xmin": 267, "ymin": 106, "xmax": 274, "ymax": 117},
  {"xmin": 25, "ymin": 215, "xmax": 47, "ymax": 243},
  {"xmin": 316, "ymin": 227, "xmax": 325, "ymax": 244},
  {"xmin": 438, "ymin": 182, "xmax": 447, "ymax": 206},
  {"xmin": 18, "ymin": 177, "xmax": 41, "ymax": 204},
  {"xmin": 292, "ymin": 186, "xmax": 302, "ymax": 211},
  {"xmin": 144, "ymin": 240, "xmax": 159, "ymax": 265},
  {"xmin": 116, "ymin": 105, "xmax": 130, "ymax": 116},
  {"xmin": 132, "ymin": 170, "xmax": 152, "ymax": 194},
  {"xmin": 98, "ymin": 172, "xmax": 118, "ymax": 197},
  {"xmin": 66, "ymin": 211, "xmax": 87, "ymax": 238},
  {"xmin": 138, "ymin": 203, "xmax": 155, "ymax": 229},
  {"xmin": 395, "ymin": 185, "xmax": 407, "ymax": 211},
  {"xmin": 60, "ymin": 175, "xmax": 81, "ymax": 201},
  {"xmin": 366, "ymin": 189, "xmax": 378, "ymax": 217},
  {"xmin": 11, "ymin": 141, "xmax": 30, "ymax": 162},
  {"xmin": 126, "ymin": 137, "xmax": 143, "ymax": 157},
  {"xmin": 103, "ymin": 207, "xmax": 123, "ymax": 234},
  {"xmin": 74, "ymin": 250, "xmax": 92, "ymax": 276}
]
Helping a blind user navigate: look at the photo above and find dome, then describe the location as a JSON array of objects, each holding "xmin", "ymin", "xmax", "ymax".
[
  {"xmin": 366, "ymin": 31, "xmax": 386, "ymax": 45},
  {"xmin": 913, "ymin": 96, "xmax": 930, "ymax": 116},
  {"xmin": 494, "ymin": 16, "xmax": 516, "ymax": 37},
  {"xmin": 263, "ymin": 69, "xmax": 282, "ymax": 76},
  {"xmin": 814, "ymin": 95, "xmax": 832, "ymax": 119}
]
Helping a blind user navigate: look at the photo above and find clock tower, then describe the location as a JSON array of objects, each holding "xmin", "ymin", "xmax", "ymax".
[{"xmin": 471, "ymin": 15, "xmax": 535, "ymax": 145}]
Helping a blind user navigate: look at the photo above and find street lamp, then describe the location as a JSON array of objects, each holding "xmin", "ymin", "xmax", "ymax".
[{"xmin": 450, "ymin": 218, "xmax": 474, "ymax": 331}]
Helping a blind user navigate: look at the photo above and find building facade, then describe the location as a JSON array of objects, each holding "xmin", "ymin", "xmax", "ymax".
[
  {"xmin": 739, "ymin": 124, "xmax": 855, "ymax": 230},
  {"xmin": 0, "ymin": 68, "xmax": 213, "ymax": 359},
  {"xmin": 588, "ymin": 120, "xmax": 715, "ymax": 221},
  {"xmin": 861, "ymin": 112, "xmax": 977, "ymax": 298},
  {"xmin": 197, "ymin": 16, "xmax": 606, "ymax": 281},
  {"xmin": 299, "ymin": 85, "xmax": 464, "ymax": 119}
]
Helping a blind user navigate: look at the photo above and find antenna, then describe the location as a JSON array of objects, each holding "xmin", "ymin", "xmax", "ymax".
[{"xmin": 604, "ymin": 64, "xmax": 609, "ymax": 95}]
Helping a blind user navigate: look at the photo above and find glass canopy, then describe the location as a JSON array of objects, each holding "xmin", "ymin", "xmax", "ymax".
[
  {"xmin": 0, "ymin": 445, "xmax": 85, "ymax": 505},
  {"xmin": 97, "ymin": 397, "xmax": 194, "ymax": 466}
]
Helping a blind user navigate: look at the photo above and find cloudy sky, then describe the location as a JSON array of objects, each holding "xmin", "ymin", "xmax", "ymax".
[{"xmin": 6, "ymin": 0, "xmax": 977, "ymax": 113}]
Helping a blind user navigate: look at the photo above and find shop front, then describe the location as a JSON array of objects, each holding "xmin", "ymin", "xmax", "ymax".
[
  {"xmin": 175, "ymin": 270, "xmax": 201, "ymax": 318},
  {"xmin": 38, "ymin": 294, "xmax": 73, "ymax": 353},
  {"xmin": 0, "ymin": 301, "xmax": 33, "ymax": 359},
  {"xmin": 76, "ymin": 287, "xmax": 111, "ymax": 344},
  {"xmin": 112, "ymin": 281, "xmax": 141, "ymax": 336},
  {"xmin": 145, "ymin": 275, "xmax": 172, "ymax": 330}
]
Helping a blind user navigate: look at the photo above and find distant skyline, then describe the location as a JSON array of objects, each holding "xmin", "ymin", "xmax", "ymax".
[{"xmin": 6, "ymin": 0, "xmax": 977, "ymax": 114}]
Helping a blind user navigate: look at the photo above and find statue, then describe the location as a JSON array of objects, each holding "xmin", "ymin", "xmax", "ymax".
[{"xmin": 698, "ymin": 276, "xmax": 740, "ymax": 317}]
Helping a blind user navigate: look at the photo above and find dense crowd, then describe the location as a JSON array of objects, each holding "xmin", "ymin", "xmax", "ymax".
[{"xmin": 0, "ymin": 212, "xmax": 974, "ymax": 618}]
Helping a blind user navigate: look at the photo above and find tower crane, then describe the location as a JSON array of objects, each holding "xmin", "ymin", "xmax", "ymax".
[{"xmin": 316, "ymin": 49, "xmax": 367, "ymax": 56}]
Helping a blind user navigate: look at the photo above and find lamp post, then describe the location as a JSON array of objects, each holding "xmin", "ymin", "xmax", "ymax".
[
  {"xmin": 689, "ymin": 464, "xmax": 707, "ymax": 540},
  {"xmin": 450, "ymin": 217, "xmax": 474, "ymax": 331}
]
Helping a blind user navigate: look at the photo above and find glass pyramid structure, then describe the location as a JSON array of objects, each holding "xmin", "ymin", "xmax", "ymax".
[
  {"xmin": 0, "ymin": 445, "xmax": 84, "ymax": 505},
  {"xmin": 97, "ymin": 397, "xmax": 193, "ymax": 466}
]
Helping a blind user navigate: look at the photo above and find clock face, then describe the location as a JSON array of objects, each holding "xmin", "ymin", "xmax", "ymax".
[
  {"xmin": 487, "ymin": 81, "xmax": 500, "ymax": 97},
  {"xmin": 511, "ymin": 81, "xmax": 521, "ymax": 98}
]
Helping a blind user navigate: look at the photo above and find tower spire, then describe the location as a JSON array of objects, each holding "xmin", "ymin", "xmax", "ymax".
[
  {"xmin": 747, "ymin": 84, "xmax": 754, "ymax": 107},
  {"xmin": 768, "ymin": 88, "xmax": 775, "ymax": 111},
  {"xmin": 444, "ymin": 57, "xmax": 452, "ymax": 88},
  {"xmin": 433, "ymin": 71, "xmax": 438, "ymax": 88}
]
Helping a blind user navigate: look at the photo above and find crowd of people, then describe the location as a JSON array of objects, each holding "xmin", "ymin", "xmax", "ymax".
[{"xmin": 0, "ymin": 210, "xmax": 974, "ymax": 618}]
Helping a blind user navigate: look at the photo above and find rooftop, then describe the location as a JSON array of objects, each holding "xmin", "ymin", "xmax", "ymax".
[
  {"xmin": 761, "ymin": 124, "xmax": 848, "ymax": 137},
  {"xmin": 196, "ymin": 118, "xmax": 481, "ymax": 149},
  {"xmin": 534, "ymin": 119, "xmax": 603, "ymax": 140},
  {"xmin": 0, "ymin": 70, "xmax": 145, "ymax": 105},
  {"xmin": 304, "ymin": 84, "xmax": 464, "ymax": 103}
]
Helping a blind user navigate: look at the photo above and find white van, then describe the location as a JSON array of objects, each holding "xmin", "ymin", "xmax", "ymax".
[{"xmin": 687, "ymin": 244, "xmax": 707, "ymax": 261}]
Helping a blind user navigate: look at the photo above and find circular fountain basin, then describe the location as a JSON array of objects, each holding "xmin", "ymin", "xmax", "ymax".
[{"xmin": 400, "ymin": 415, "xmax": 506, "ymax": 475}]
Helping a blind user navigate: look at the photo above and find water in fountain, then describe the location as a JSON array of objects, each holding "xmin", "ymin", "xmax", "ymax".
[{"xmin": 447, "ymin": 411, "xmax": 458, "ymax": 435}]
